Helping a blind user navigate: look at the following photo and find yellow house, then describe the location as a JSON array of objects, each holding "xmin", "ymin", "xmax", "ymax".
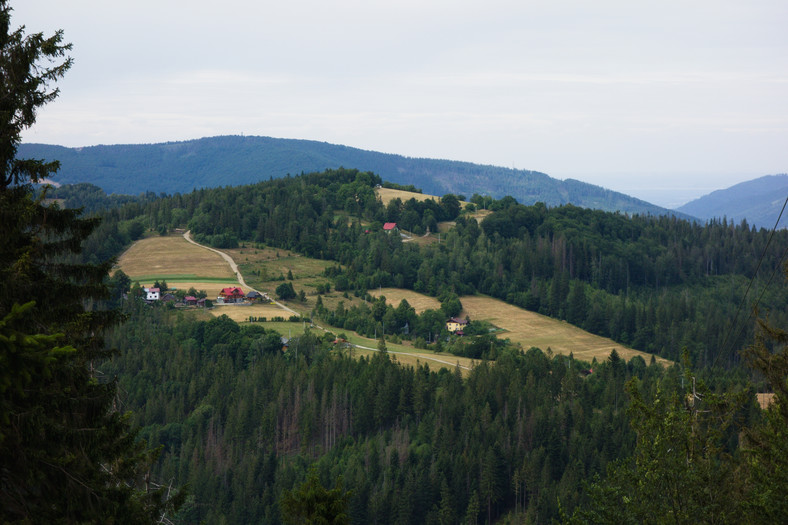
[{"xmin": 446, "ymin": 317, "xmax": 468, "ymax": 333}]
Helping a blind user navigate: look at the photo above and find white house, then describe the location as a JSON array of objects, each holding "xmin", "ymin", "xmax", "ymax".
[{"xmin": 144, "ymin": 287, "xmax": 160, "ymax": 301}]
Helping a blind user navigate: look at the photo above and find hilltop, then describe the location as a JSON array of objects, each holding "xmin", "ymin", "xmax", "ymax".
[
  {"xmin": 19, "ymin": 135, "xmax": 690, "ymax": 218},
  {"xmin": 676, "ymin": 174, "xmax": 788, "ymax": 229}
]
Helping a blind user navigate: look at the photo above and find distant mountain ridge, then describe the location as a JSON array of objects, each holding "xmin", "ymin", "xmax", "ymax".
[
  {"xmin": 676, "ymin": 174, "xmax": 788, "ymax": 230},
  {"xmin": 19, "ymin": 135, "xmax": 687, "ymax": 217}
]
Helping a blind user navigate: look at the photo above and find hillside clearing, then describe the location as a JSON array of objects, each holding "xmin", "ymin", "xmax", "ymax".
[
  {"xmin": 370, "ymin": 288, "xmax": 669, "ymax": 365},
  {"xmin": 376, "ymin": 187, "xmax": 476, "ymax": 211},
  {"xmin": 376, "ymin": 187, "xmax": 440, "ymax": 206},
  {"xmin": 369, "ymin": 288, "xmax": 441, "ymax": 313},
  {"xmin": 116, "ymin": 235, "xmax": 236, "ymax": 282},
  {"xmin": 211, "ymin": 303, "xmax": 293, "ymax": 323},
  {"xmin": 460, "ymin": 295, "xmax": 671, "ymax": 365}
]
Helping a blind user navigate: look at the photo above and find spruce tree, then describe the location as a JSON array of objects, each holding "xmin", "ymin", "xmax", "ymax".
[{"xmin": 0, "ymin": 2, "xmax": 181, "ymax": 521}]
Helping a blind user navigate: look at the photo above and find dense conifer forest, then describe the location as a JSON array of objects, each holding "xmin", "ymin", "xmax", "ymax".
[
  {"xmin": 86, "ymin": 168, "xmax": 788, "ymax": 368},
  {"xmin": 103, "ymin": 303, "xmax": 694, "ymax": 523},
  {"xmin": 19, "ymin": 136, "xmax": 687, "ymax": 217},
  {"xmin": 7, "ymin": 3, "xmax": 787, "ymax": 522},
  {"xmin": 60, "ymin": 167, "xmax": 787, "ymax": 522}
]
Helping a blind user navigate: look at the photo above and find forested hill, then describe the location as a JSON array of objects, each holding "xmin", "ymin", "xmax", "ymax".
[
  {"xmin": 85, "ymin": 168, "xmax": 787, "ymax": 369},
  {"xmin": 19, "ymin": 135, "xmax": 687, "ymax": 217},
  {"xmin": 676, "ymin": 174, "xmax": 788, "ymax": 229},
  {"xmin": 76, "ymin": 168, "xmax": 787, "ymax": 523}
]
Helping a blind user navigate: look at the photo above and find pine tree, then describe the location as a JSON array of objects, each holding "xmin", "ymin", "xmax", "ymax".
[
  {"xmin": 280, "ymin": 468, "xmax": 351, "ymax": 525},
  {"xmin": 741, "ymin": 291, "xmax": 788, "ymax": 522},
  {"xmin": 0, "ymin": 2, "xmax": 182, "ymax": 521}
]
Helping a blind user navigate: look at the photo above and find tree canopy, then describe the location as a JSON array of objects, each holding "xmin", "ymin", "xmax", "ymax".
[{"xmin": 0, "ymin": 2, "xmax": 182, "ymax": 521}]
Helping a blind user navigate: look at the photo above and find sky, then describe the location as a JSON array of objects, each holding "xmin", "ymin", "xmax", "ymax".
[{"xmin": 14, "ymin": 0, "xmax": 788, "ymax": 208}]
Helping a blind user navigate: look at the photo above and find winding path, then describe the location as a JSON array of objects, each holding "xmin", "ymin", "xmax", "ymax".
[
  {"xmin": 182, "ymin": 230, "xmax": 298, "ymax": 315},
  {"xmin": 182, "ymin": 231, "xmax": 472, "ymax": 371}
]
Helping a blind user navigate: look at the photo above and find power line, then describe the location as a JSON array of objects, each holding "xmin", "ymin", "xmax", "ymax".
[{"xmin": 711, "ymin": 195, "xmax": 788, "ymax": 368}]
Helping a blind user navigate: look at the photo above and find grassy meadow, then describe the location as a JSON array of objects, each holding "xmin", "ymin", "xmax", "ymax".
[
  {"xmin": 245, "ymin": 320, "xmax": 478, "ymax": 375},
  {"xmin": 371, "ymin": 289, "xmax": 670, "ymax": 365},
  {"xmin": 460, "ymin": 295, "xmax": 670, "ymax": 365},
  {"xmin": 116, "ymin": 235, "xmax": 240, "ymax": 295},
  {"xmin": 117, "ymin": 235, "xmax": 667, "ymax": 370},
  {"xmin": 375, "ymin": 187, "xmax": 440, "ymax": 206},
  {"xmin": 369, "ymin": 287, "xmax": 441, "ymax": 313},
  {"xmin": 228, "ymin": 244, "xmax": 362, "ymax": 315}
]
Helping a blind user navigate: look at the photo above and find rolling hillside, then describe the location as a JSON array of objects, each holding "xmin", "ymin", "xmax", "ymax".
[
  {"xmin": 19, "ymin": 135, "xmax": 689, "ymax": 217},
  {"xmin": 676, "ymin": 174, "xmax": 788, "ymax": 229}
]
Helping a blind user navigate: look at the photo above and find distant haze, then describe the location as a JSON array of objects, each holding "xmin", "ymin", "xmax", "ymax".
[{"xmin": 15, "ymin": 1, "xmax": 788, "ymax": 207}]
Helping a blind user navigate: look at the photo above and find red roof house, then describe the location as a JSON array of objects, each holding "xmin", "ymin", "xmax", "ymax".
[
  {"xmin": 219, "ymin": 287, "xmax": 245, "ymax": 303},
  {"xmin": 220, "ymin": 287, "xmax": 244, "ymax": 298},
  {"xmin": 383, "ymin": 222, "xmax": 398, "ymax": 232}
]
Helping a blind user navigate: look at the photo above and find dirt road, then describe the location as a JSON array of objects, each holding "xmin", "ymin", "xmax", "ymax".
[
  {"xmin": 182, "ymin": 231, "xmax": 298, "ymax": 315},
  {"xmin": 182, "ymin": 231, "xmax": 472, "ymax": 371}
]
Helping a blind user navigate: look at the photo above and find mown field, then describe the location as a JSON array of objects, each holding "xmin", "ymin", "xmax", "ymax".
[
  {"xmin": 118, "ymin": 236, "xmax": 666, "ymax": 369},
  {"xmin": 116, "ymin": 235, "xmax": 240, "ymax": 296},
  {"xmin": 371, "ymin": 289, "xmax": 671, "ymax": 365},
  {"xmin": 375, "ymin": 187, "xmax": 440, "ymax": 206},
  {"xmin": 243, "ymin": 320, "xmax": 478, "ymax": 375},
  {"xmin": 228, "ymin": 244, "xmax": 361, "ymax": 314},
  {"xmin": 369, "ymin": 287, "xmax": 441, "ymax": 313},
  {"xmin": 212, "ymin": 303, "xmax": 293, "ymax": 323}
]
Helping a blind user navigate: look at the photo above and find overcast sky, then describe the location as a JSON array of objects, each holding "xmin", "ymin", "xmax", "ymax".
[{"xmin": 14, "ymin": 0, "xmax": 788, "ymax": 208}]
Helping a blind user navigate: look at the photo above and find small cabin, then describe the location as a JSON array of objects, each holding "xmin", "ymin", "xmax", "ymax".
[{"xmin": 184, "ymin": 295, "xmax": 198, "ymax": 306}]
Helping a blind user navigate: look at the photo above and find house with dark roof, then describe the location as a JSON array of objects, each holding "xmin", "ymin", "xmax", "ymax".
[{"xmin": 446, "ymin": 317, "xmax": 468, "ymax": 333}]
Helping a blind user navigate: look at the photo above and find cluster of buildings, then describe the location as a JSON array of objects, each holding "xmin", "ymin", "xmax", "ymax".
[
  {"xmin": 142, "ymin": 287, "xmax": 207, "ymax": 307},
  {"xmin": 139, "ymin": 285, "xmax": 272, "ymax": 307},
  {"xmin": 215, "ymin": 287, "xmax": 271, "ymax": 305}
]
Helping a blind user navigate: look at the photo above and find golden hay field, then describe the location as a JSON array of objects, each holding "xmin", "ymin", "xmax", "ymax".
[
  {"xmin": 369, "ymin": 288, "xmax": 669, "ymax": 365},
  {"xmin": 459, "ymin": 295, "xmax": 672, "ymax": 365},
  {"xmin": 351, "ymin": 348, "xmax": 477, "ymax": 376},
  {"xmin": 210, "ymin": 303, "xmax": 292, "ymax": 322},
  {"xmin": 376, "ymin": 187, "xmax": 475, "ymax": 209},
  {"xmin": 116, "ymin": 235, "xmax": 236, "ymax": 281},
  {"xmin": 369, "ymin": 288, "xmax": 441, "ymax": 313},
  {"xmin": 376, "ymin": 187, "xmax": 441, "ymax": 206}
]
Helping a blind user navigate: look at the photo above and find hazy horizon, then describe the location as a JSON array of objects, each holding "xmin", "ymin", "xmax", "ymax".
[{"xmin": 15, "ymin": 1, "xmax": 788, "ymax": 209}]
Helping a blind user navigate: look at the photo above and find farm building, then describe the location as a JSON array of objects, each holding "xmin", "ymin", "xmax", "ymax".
[
  {"xmin": 144, "ymin": 287, "xmax": 160, "ymax": 301},
  {"xmin": 184, "ymin": 296, "xmax": 198, "ymax": 306}
]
